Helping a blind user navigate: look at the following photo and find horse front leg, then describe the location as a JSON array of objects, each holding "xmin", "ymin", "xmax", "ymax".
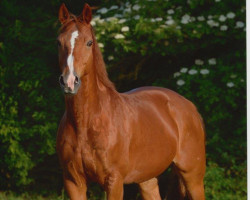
[
  {"xmin": 139, "ymin": 178, "xmax": 161, "ymax": 200},
  {"xmin": 64, "ymin": 173, "xmax": 87, "ymax": 200},
  {"xmin": 105, "ymin": 172, "xmax": 124, "ymax": 200}
]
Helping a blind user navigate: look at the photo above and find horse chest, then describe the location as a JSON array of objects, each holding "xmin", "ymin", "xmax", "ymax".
[
  {"xmin": 80, "ymin": 117, "xmax": 112, "ymax": 183},
  {"xmin": 87, "ymin": 113, "xmax": 114, "ymax": 149},
  {"xmin": 81, "ymin": 140, "xmax": 109, "ymax": 184}
]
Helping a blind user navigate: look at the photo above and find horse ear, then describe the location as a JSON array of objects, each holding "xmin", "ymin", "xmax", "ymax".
[
  {"xmin": 59, "ymin": 3, "xmax": 70, "ymax": 24},
  {"xmin": 78, "ymin": 3, "xmax": 92, "ymax": 24}
]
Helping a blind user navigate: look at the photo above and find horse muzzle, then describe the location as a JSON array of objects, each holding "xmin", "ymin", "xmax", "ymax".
[{"xmin": 59, "ymin": 74, "xmax": 81, "ymax": 95}]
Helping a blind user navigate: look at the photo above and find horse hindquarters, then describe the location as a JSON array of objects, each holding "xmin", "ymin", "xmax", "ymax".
[{"xmin": 170, "ymin": 104, "xmax": 206, "ymax": 200}]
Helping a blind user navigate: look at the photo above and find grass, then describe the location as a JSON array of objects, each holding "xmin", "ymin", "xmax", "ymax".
[{"xmin": 0, "ymin": 191, "xmax": 68, "ymax": 200}]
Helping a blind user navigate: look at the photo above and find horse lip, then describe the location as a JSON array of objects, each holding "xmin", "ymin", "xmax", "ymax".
[
  {"xmin": 64, "ymin": 91, "xmax": 76, "ymax": 96},
  {"xmin": 61, "ymin": 79, "xmax": 81, "ymax": 95},
  {"xmin": 63, "ymin": 88, "xmax": 77, "ymax": 95}
]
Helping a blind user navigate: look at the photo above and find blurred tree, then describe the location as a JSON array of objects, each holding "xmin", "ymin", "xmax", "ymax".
[{"xmin": 0, "ymin": 0, "xmax": 62, "ymax": 190}]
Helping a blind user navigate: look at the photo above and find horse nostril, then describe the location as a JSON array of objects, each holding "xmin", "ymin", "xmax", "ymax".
[
  {"xmin": 59, "ymin": 75, "xmax": 65, "ymax": 86},
  {"xmin": 74, "ymin": 76, "xmax": 79, "ymax": 85}
]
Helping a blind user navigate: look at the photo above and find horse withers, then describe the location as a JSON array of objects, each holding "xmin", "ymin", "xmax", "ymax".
[{"xmin": 56, "ymin": 3, "xmax": 206, "ymax": 200}]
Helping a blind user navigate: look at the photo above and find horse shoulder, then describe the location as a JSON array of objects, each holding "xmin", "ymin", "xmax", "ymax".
[{"xmin": 56, "ymin": 113, "xmax": 79, "ymax": 163}]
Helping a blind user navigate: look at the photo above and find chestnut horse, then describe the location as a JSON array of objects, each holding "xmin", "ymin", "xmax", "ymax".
[{"xmin": 56, "ymin": 3, "xmax": 206, "ymax": 200}]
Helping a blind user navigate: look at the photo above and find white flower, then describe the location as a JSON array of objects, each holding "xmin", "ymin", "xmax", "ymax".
[
  {"xmin": 207, "ymin": 20, "xmax": 219, "ymax": 27},
  {"xmin": 177, "ymin": 79, "xmax": 185, "ymax": 86},
  {"xmin": 98, "ymin": 43, "xmax": 104, "ymax": 48},
  {"xmin": 118, "ymin": 19, "xmax": 127, "ymax": 24},
  {"xmin": 227, "ymin": 12, "xmax": 235, "ymax": 19},
  {"xmin": 227, "ymin": 82, "xmax": 234, "ymax": 88},
  {"xmin": 215, "ymin": 0, "xmax": 221, "ymax": 2},
  {"xmin": 93, "ymin": 15, "xmax": 101, "ymax": 20},
  {"xmin": 125, "ymin": 2, "xmax": 131, "ymax": 7},
  {"xmin": 155, "ymin": 17, "xmax": 163, "ymax": 22},
  {"xmin": 230, "ymin": 74, "xmax": 237, "ymax": 78},
  {"xmin": 197, "ymin": 16, "xmax": 205, "ymax": 21},
  {"xmin": 219, "ymin": 15, "xmax": 227, "ymax": 22},
  {"xmin": 101, "ymin": 31, "xmax": 105, "ymax": 35},
  {"xmin": 167, "ymin": 16, "xmax": 173, "ymax": 20},
  {"xmin": 121, "ymin": 26, "xmax": 129, "ymax": 32},
  {"xmin": 180, "ymin": 68, "xmax": 188, "ymax": 73},
  {"xmin": 220, "ymin": 25, "xmax": 228, "ymax": 31},
  {"xmin": 181, "ymin": 14, "xmax": 191, "ymax": 24},
  {"xmin": 160, "ymin": 24, "xmax": 168, "ymax": 29},
  {"xmin": 98, "ymin": 7, "xmax": 108, "ymax": 14},
  {"xmin": 114, "ymin": 34, "xmax": 125, "ymax": 39},
  {"xmin": 90, "ymin": 21, "xmax": 96, "ymax": 26},
  {"xmin": 124, "ymin": 8, "xmax": 131, "ymax": 13},
  {"xmin": 134, "ymin": 15, "xmax": 140, "ymax": 20},
  {"xmin": 195, "ymin": 59, "xmax": 204, "ymax": 65},
  {"xmin": 133, "ymin": 4, "xmax": 141, "ymax": 11},
  {"xmin": 167, "ymin": 9, "xmax": 174, "ymax": 14},
  {"xmin": 235, "ymin": 21, "xmax": 244, "ymax": 28},
  {"xmin": 188, "ymin": 69, "xmax": 198, "ymax": 75},
  {"xmin": 97, "ymin": 19, "xmax": 104, "ymax": 24},
  {"xmin": 208, "ymin": 58, "xmax": 216, "ymax": 65},
  {"xmin": 208, "ymin": 15, "xmax": 213, "ymax": 19},
  {"xmin": 181, "ymin": 19, "xmax": 188, "ymax": 24},
  {"xmin": 165, "ymin": 19, "xmax": 175, "ymax": 25},
  {"xmin": 200, "ymin": 69, "xmax": 210, "ymax": 75},
  {"xmin": 174, "ymin": 72, "xmax": 181, "ymax": 77},
  {"xmin": 114, "ymin": 14, "xmax": 123, "ymax": 18},
  {"xmin": 109, "ymin": 5, "xmax": 119, "ymax": 10},
  {"xmin": 151, "ymin": 18, "xmax": 156, "ymax": 22},
  {"xmin": 106, "ymin": 17, "xmax": 117, "ymax": 22},
  {"xmin": 108, "ymin": 55, "xmax": 114, "ymax": 61}
]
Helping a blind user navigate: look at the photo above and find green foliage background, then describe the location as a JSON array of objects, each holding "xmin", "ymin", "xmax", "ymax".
[{"xmin": 0, "ymin": 0, "xmax": 246, "ymax": 199}]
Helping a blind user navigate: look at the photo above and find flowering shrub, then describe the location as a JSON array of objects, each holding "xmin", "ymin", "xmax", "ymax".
[{"xmin": 91, "ymin": 0, "xmax": 245, "ymax": 60}]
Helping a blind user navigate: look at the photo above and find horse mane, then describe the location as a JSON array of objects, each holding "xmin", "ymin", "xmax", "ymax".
[{"xmin": 90, "ymin": 28, "xmax": 116, "ymax": 92}]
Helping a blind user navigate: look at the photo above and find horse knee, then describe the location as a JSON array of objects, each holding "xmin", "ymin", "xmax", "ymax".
[
  {"xmin": 139, "ymin": 178, "xmax": 161, "ymax": 200},
  {"xmin": 105, "ymin": 173, "xmax": 124, "ymax": 200}
]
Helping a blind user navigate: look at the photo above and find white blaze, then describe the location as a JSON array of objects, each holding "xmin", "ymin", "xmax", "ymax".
[
  {"xmin": 66, "ymin": 30, "xmax": 79, "ymax": 91},
  {"xmin": 67, "ymin": 30, "xmax": 79, "ymax": 74}
]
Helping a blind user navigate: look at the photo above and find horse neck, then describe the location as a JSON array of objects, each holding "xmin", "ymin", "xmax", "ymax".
[{"xmin": 64, "ymin": 44, "xmax": 118, "ymax": 127}]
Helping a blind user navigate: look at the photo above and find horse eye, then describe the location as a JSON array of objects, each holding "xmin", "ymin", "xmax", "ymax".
[
  {"xmin": 87, "ymin": 40, "xmax": 93, "ymax": 47},
  {"xmin": 57, "ymin": 40, "xmax": 61, "ymax": 47}
]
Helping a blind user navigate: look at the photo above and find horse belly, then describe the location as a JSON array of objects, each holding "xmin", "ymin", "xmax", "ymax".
[{"xmin": 124, "ymin": 105, "xmax": 178, "ymax": 183}]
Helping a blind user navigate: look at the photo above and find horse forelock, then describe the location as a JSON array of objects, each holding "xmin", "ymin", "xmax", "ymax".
[{"xmin": 59, "ymin": 14, "xmax": 78, "ymax": 33}]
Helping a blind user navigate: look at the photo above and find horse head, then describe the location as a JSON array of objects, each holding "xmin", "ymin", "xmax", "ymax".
[{"xmin": 57, "ymin": 3, "xmax": 93, "ymax": 95}]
